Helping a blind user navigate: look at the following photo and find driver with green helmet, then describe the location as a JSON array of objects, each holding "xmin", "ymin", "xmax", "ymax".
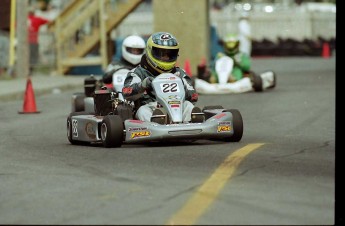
[
  {"xmin": 122, "ymin": 32, "xmax": 200, "ymax": 123},
  {"xmin": 210, "ymin": 33, "xmax": 252, "ymax": 83}
]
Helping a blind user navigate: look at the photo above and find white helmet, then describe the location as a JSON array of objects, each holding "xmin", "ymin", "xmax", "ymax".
[{"xmin": 122, "ymin": 35, "xmax": 146, "ymax": 65}]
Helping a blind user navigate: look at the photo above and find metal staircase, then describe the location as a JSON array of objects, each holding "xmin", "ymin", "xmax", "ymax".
[{"xmin": 48, "ymin": 0, "xmax": 143, "ymax": 75}]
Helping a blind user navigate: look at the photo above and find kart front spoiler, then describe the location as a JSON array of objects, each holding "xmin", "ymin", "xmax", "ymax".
[
  {"xmin": 124, "ymin": 111, "xmax": 235, "ymax": 143},
  {"xmin": 70, "ymin": 111, "xmax": 236, "ymax": 144}
]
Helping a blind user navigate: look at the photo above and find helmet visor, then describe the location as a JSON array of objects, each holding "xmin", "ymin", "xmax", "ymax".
[
  {"xmin": 225, "ymin": 41, "xmax": 239, "ymax": 50},
  {"xmin": 152, "ymin": 47, "xmax": 179, "ymax": 62},
  {"xmin": 126, "ymin": 47, "xmax": 144, "ymax": 55}
]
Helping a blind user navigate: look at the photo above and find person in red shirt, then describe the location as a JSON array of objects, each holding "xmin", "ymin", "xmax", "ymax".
[{"xmin": 27, "ymin": 9, "xmax": 49, "ymax": 67}]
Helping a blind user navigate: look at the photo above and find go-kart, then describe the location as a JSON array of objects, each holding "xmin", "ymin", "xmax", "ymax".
[
  {"xmin": 67, "ymin": 73, "xmax": 244, "ymax": 148},
  {"xmin": 71, "ymin": 68, "xmax": 130, "ymax": 113},
  {"xmin": 194, "ymin": 55, "xmax": 276, "ymax": 94}
]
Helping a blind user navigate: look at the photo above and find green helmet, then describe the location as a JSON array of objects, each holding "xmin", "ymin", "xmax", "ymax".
[
  {"xmin": 223, "ymin": 34, "xmax": 240, "ymax": 55},
  {"xmin": 146, "ymin": 32, "xmax": 179, "ymax": 73}
]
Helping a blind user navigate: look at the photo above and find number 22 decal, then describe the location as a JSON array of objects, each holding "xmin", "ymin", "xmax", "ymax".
[{"xmin": 161, "ymin": 83, "xmax": 180, "ymax": 93}]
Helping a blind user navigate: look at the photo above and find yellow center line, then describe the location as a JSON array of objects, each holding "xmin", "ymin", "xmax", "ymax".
[{"xmin": 166, "ymin": 143, "xmax": 265, "ymax": 225}]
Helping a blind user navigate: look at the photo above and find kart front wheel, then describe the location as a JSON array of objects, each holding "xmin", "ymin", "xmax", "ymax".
[
  {"xmin": 101, "ymin": 115, "xmax": 124, "ymax": 148},
  {"xmin": 267, "ymin": 71, "xmax": 277, "ymax": 89},
  {"xmin": 223, "ymin": 109, "xmax": 243, "ymax": 142}
]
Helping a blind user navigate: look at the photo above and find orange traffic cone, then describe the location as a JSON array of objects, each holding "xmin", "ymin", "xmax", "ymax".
[
  {"xmin": 322, "ymin": 42, "xmax": 330, "ymax": 59},
  {"xmin": 19, "ymin": 77, "xmax": 40, "ymax": 114},
  {"xmin": 184, "ymin": 59, "xmax": 192, "ymax": 77}
]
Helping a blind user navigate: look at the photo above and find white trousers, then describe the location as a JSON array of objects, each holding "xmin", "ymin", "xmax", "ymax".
[{"xmin": 136, "ymin": 101, "xmax": 195, "ymax": 122}]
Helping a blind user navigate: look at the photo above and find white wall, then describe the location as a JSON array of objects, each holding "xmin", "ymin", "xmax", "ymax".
[{"xmin": 113, "ymin": 8, "xmax": 336, "ymax": 41}]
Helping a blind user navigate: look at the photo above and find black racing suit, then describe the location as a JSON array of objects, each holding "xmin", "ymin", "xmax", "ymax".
[
  {"xmin": 122, "ymin": 54, "xmax": 199, "ymax": 110},
  {"xmin": 102, "ymin": 57, "xmax": 137, "ymax": 84}
]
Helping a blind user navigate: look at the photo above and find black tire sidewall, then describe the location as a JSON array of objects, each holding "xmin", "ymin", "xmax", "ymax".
[
  {"xmin": 222, "ymin": 109, "xmax": 243, "ymax": 142},
  {"xmin": 101, "ymin": 115, "xmax": 124, "ymax": 148}
]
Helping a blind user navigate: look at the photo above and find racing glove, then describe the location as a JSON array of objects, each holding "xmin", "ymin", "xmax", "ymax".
[{"xmin": 141, "ymin": 77, "xmax": 153, "ymax": 91}]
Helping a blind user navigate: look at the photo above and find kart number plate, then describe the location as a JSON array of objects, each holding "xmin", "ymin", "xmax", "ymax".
[{"xmin": 160, "ymin": 82, "xmax": 180, "ymax": 93}]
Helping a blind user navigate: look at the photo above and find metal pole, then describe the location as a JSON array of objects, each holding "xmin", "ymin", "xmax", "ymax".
[
  {"xmin": 15, "ymin": 0, "xmax": 29, "ymax": 78},
  {"xmin": 99, "ymin": 0, "xmax": 108, "ymax": 70},
  {"xmin": 8, "ymin": 0, "xmax": 16, "ymax": 70}
]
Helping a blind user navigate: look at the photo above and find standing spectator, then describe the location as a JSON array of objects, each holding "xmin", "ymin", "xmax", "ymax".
[
  {"xmin": 28, "ymin": 8, "xmax": 49, "ymax": 71},
  {"xmin": 34, "ymin": 0, "xmax": 59, "ymax": 21},
  {"xmin": 32, "ymin": 0, "xmax": 59, "ymax": 65},
  {"xmin": 238, "ymin": 12, "xmax": 252, "ymax": 56}
]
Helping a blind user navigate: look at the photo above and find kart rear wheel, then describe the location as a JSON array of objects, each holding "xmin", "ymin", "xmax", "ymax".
[
  {"xmin": 252, "ymin": 74, "xmax": 263, "ymax": 92},
  {"xmin": 267, "ymin": 71, "xmax": 277, "ymax": 89},
  {"xmin": 75, "ymin": 95, "xmax": 85, "ymax": 112},
  {"xmin": 223, "ymin": 109, "xmax": 243, "ymax": 142},
  {"xmin": 101, "ymin": 115, "xmax": 124, "ymax": 148},
  {"xmin": 72, "ymin": 93, "xmax": 85, "ymax": 112}
]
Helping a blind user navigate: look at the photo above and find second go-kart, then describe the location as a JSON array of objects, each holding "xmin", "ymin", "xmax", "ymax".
[
  {"xmin": 194, "ymin": 55, "xmax": 276, "ymax": 94},
  {"xmin": 71, "ymin": 67, "xmax": 130, "ymax": 113},
  {"xmin": 67, "ymin": 73, "xmax": 244, "ymax": 148}
]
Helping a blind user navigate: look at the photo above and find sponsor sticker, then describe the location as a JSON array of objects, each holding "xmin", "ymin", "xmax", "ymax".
[
  {"xmin": 168, "ymin": 95, "xmax": 181, "ymax": 99},
  {"xmin": 72, "ymin": 119, "xmax": 78, "ymax": 137},
  {"xmin": 218, "ymin": 121, "xmax": 231, "ymax": 125},
  {"xmin": 85, "ymin": 122, "xmax": 96, "ymax": 139},
  {"xmin": 217, "ymin": 121, "xmax": 231, "ymax": 132},
  {"xmin": 214, "ymin": 113, "xmax": 226, "ymax": 119},
  {"xmin": 168, "ymin": 101, "xmax": 180, "ymax": 105},
  {"xmin": 217, "ymin": 125, "xmax": 231, "ymax": 133},
  {"xmin": 128, "ymin": 127, "xmax": 148, "ymax": 132},
  {"xmin": 131, "ymin": 130, "xmax": 151, "ymax": 139},
  {"xmin": 128, "ymin": 120, "xmax": 144, "ymax": 124}
]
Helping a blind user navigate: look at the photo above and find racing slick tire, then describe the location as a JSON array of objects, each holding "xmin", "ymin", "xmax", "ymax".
[
  {"xmin": 67, "ymin": 112, "xmax": 90, "ymax": 145},
  {"xmin": 222, "ymin": 109, "xmax": 243, "ymax": 142},
  {"xmin": 101, "ymin": 115, "xmax": 124, "ymax": 148},
  {"xmin": 252, "ymin": 74, "xmax": 263, "ymax": 92},
  {"xmin": 75, "ymin": 95, "xmax": 85, "ymax": 112},
  {"xmin": 267, "ymin": 71, "xmax": 277, "ymax": 89},
  {"xmin": 72, "ymin": 93, "xmax": 85, "ymax": 112}
]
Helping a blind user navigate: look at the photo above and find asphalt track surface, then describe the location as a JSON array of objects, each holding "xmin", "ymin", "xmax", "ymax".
[{"xmin": 0, "ymin": 57, "xmax": 336, "ymax": 225}]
